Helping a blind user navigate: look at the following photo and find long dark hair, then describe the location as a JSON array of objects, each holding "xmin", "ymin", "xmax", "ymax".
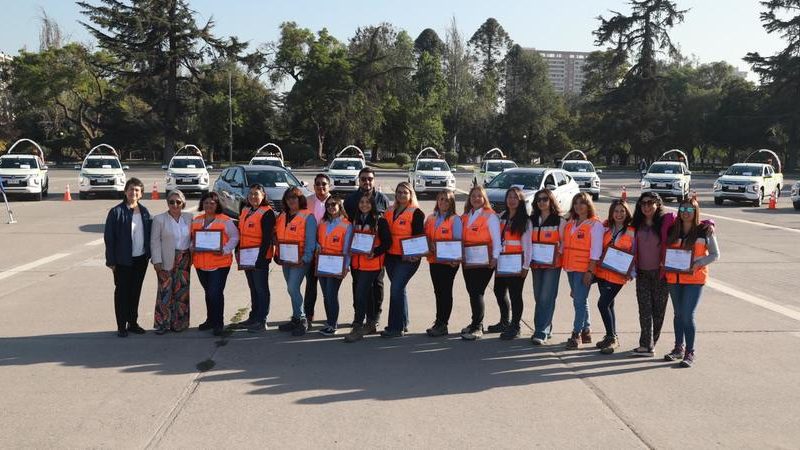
[
  {"xmin": 356, "ymin": 192, "xmax": 380, "ymax": 225},
  {"xmin": 530, "ymin": 188, "xmax": 561, "ymax": 223},
  {"xmin": 501, "ymin": 187, "xmax": 530, "ymax": 235},
  {"xmin": 322, "ymin": 197, "xmax": 347, "ymax": 222},
  {"xmin": 667, "ymin": 197, "xmax": 708, "ymax": 249},
  {"xmin": 281, "ymin": 187, "xmax": 308, "ymax": 212},
  {"xmin": 606, "ymin": 199, "xmax": 633, "ymax": 229},
  {"xmin": 631, "ymin": 192, "xmax": 666, "ymax": 238}
]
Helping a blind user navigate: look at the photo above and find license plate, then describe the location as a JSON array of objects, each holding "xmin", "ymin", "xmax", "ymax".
[
  {"xmin": 584, "ymin": 182, "xmax": 591, "ymax": 188},
  {"xmin": 430, "ymin": 181, "xmax": 443, "ymax": 185},
  {"xmin": 180, "ymin": 178, "xmax": 192, "ymax": 183},
  {"xmin": 738, "ymin": 187, "xmax": 745, "ymax": 192}
]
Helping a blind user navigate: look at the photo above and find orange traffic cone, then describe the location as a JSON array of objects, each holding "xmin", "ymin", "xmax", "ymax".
[
  {"xmin": 151, "ymin": 181, "xmax": 160, "ymax": 200},
  {"xmin": 768, "ymin": 189, "xmax": 777, "ymax": 209},
  {"xmin": 64, "ymin": 184, "xmax": 72, "ymax": 202},
  {"xmin": 621, "ymin": 186, "xmax": 627, "ymax": 202}
]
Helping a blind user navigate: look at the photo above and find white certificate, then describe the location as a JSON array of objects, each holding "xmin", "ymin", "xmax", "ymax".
[
  {"xmin": 317, "ymin": 254, "xmax": 345, "ymax": 277},
  {"xmin": 464, "ymin": 244, "xmax": 490, "ymax": 266},
  {"xmin": 665, "ymin": 248, "xmax": 693, "ymax": 272},
  {"xmin": 350, "ymin": 232, "xmax": 375, "ymax": 254},
  {"xmin": 194, "ymin": 230, "xmax": 222, "ymax": 252},
  {"xmin": 435, "ymin": 240, "xmax": 462, "ymax": 261},
  {"xmin": 279, "ymin": 243, "xmax": 300, "ymax": 264},
  {"xmin": 601, "ymin": 247, "xmax": 634, "ymax": 275},
  {"xmin": 497, "ymin": 253, "xmax": 523, "ymax": 275},
  {"xmin": 238, "ymin": 247, "xmax": 259, "ymax": 268},
  {"xmin": 401, "ymin": 236, "xmax": 429, "ymax": 257},
  {"xmin": 531, "ymin": 243, "xmax": 556, "ymax": 265}
]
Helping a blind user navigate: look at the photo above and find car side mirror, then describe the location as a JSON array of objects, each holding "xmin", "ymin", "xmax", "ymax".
[
  {"xmin": 545, "ymin": 184, "xmax": 557, "ymax": 190},
  {"xmin": 42, "ymin": 165, "xmax": 48, "ymax": 170},
  {"xmin": 451, "ymin": 167, "xmax": 457, "ymax": 173},
  {"xmin": 718, "ymin": 171, "xmax": 725, "ymax": 176},
  {"xmin": 122, "ymin": 165, "xmax": 130, "ymax": 171},
  {"xmin": 285, "ymin": 166, "xmax": 292, "ymax": 171},
  {"xmin": 74, "ymin": 165, "xmax": 81, "ymax": 170},
  {"xmin": 686, "ymin": 171, "xmax": 692, "ymax": 175},
  {"xmin": 323, "ymin": 167, "xmax": 329, "ymax": 172},
  {"xmin": 161, "ymin": 165, "xmax": 168, "ymax": 170},
  {"xmin": 596, "ymin": 169, "xmax": 603, "ymax": 174},
  {"xmin": 206, "ymin": 165, "xmax": 214, "ymax": 170}
]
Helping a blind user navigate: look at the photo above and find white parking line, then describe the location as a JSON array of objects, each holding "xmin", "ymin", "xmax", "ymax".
[
  {"xmin": 707, "ymin": 278, "xmax": 800, "ymax": 322},
  {"xmin": 85, "ymin": 238, "xmax": 104, "ymax": 246},
  {"xmin": 0, "ymin": 253, "xmax": 71, "ymax": 281},
  {"xmin": 664, "ymin": 207, "xmax": 800, "ymax": 234}
]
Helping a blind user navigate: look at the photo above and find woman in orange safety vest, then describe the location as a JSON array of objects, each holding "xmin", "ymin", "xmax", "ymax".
[
  {"xmin": 423, "ymin": 190, "xmax": 462, "ymax": 338},
  {"xmin": 315, "ymin": 197, "xmax": 352, "ymax": 337},
  {"xmin": 529, "ymin": 188, "xmax": 566, "ymax": 345}
]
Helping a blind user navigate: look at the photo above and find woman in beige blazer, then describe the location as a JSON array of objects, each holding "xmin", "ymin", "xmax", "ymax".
[{"xmin": 150, "ymin": 190, "xmax": 194, "ymax": 334}]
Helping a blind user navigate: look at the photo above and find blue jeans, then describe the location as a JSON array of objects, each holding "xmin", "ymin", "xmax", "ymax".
[
  {"xmin": 352, "ymin": 269, "xmax": 380, "ymax": 325},
  {"xmin": 567, "ymin": 271, "xmax": 592, "ymax": 333},
  {"xmin": 668, "ymin": 283, "xmax": 704, "ymax": 351},
  {"xmin": 532, "ymin": 268, "xmax": 561, "ymax": 340},
  {"xmin": 384, "ymin": 255, "xmax": 420, "ymax": 332},
  {"xmin": 196, "ymin": 267, "xmax": 231, "ymax": 329},
  {"xmin": 319, "ymin": 276, "xmax": 343, "ymax": 328},
  {"xmin": 245, "ymin": 268, "xmax": 270, "ymax": 323},
  {"xmin": 282, "ymin": 264, "xmax": 309, "ymax": 319},
  {"xmin": 597, "ymin": 279, "xmax": 623, "ymax": 337}
]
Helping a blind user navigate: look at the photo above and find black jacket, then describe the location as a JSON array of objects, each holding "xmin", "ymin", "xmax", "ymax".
[
  {"xmin": 344, "ymin": 188, "xmax": 390, "ymax": 222},
  {"xmin": 104, "ymin": 202, "xmax": 152, "ymax": 267}
]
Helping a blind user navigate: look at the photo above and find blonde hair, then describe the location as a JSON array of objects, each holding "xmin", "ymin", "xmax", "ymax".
[
  {"xmin": 568, "ymin": 192, "xmax": 597, "ymax": 220},
  {"xmin": 464, "ymin": 185, "xmax": 491, "ymax": 214},
  {"xmin": 393, "ymin": 181, "xmax": 419, "ymax": 208}
]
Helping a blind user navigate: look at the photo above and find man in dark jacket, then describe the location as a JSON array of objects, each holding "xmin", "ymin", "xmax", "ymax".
[
  {"xmin": 343, "ymin": 167, "xmax": 390, "ymax": 331},
  {"xmin": 104, "ymin": 177, "xmax": 152, "ymax": 337}
]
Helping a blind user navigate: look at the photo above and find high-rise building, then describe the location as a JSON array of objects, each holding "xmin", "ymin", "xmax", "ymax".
[
  {"xmin": 523, "ymin": 48, "xmax": 591, "ymax": 96},
  {"xmin": 0, "ymin": 51, "xmax": 12, "ymax": 64}
]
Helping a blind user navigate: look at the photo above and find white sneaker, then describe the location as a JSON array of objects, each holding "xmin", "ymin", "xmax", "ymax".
[
  {"xmin": 460, "ymin": 324, "xmax": 483, "ymax": 341},
  {"xmin": 530, "ymin": 337, "xmax": 546, "ymax": 346}
]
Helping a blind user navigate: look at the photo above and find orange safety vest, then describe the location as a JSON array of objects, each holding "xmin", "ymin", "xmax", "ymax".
[
  {"xmin": 461, "ymin": 207, "xmax": 496, "ymax": 249},
  {"xmin": 386, "ymin": 207, "xmax": 418, "ymax": 256},
  {"xmin": 665, "ymin": 234, "xmax": 710, "ymax": 285},
  {"xmin": 562, "ymin": 216, "xmax": 600, "ymax": 272},
  {"xmin": 531, "ymin": 215, "xmax": 563, "ymax": 269},
  {"xmin": 275, "ymin": 209, "xmax": 311, "ymax": 262},
  {"xmin": 191, "ymin": 214, "xmax": 233, "ymax": 270},
  {"xmin": 317, "ymin": 218, "xmax": 350, "ymax": 255},
  {"xmin": 238, "ymin": 206, "xmax": 274, "ymax": 259},
  {"xmin": 499, "ymin": 215, "xmax": 525, "ymax": 254},
  {"xmin": 351, "ymin": 219, "xmax": 384, "ymax": 271},
  {"xmin": 425, "ymin": 213, "xmax": 459, "ymax": 264},
  {"xmin": 596, "ymin": 225, "xmax": 636, "ymax": 285}
]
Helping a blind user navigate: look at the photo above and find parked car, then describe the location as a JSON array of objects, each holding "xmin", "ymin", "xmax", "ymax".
[
  {"xmin": 790, "ymin": 181, "xmax": 799, "ymax": 210},
  {"xmin": 408, "ymin": 147, "xmax": 456, "ymax": 197},
  {"xmin": 560, "ymin": 159, "xmax": 602, "ymax": 200},
  {"xmin": 326, "ymin": 145, "xmax": 366, "ymax": 192},
  {"xmin": 484, "ymin": 168, "xmax": 580, "ymax": 215},
  {"xmin": 213, "ymin": 165, "xmax": 311, "ymax": 217},
  {"xmin": 249, "ymin": 143, "xmax": 289, "ymax": 169},
  {"xmin": 640, "ymin": 161, "xmax": 691, "ymax": 200},
  {"xmin": 162, "ymin": 145, "xmax": 212, "ymax": 195},
  {"xmin": 473, "ymin": 147, "xmax": 516, "ymax": 187},
  {"xmin": 0, "ymin": 139, "xmax": 50, "ymax": 201},
  {"xmin": 75, "ymin": 144, "xmax": 128, "ymax": 199},
  {"xmin": 714, "ymin": 163, "xmax": 783, "ymax": 206}
]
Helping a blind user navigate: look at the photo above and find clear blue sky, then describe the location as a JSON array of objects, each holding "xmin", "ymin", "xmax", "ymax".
[{"xmin": 0, "ymin": 0, "xmax": 785, "ymax": 79}]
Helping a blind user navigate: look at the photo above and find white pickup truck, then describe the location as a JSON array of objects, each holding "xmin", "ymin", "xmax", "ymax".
[{"xmin": 713, "ymin": 163, "xmax": 783, "ymax": 207}]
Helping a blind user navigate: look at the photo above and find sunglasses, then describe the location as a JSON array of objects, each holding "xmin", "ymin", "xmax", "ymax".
[
  {"xmin": 679, "ymin": 207, "xmax": 696, "ymax": 213},
  {"xmin": 168, "ymin": 200, "xmax": 183, "ymax": 206},
  {"xmin": 360, "ymin": 177, "xmax": 374, "ymax": 182},
  {"xmin": 315, "ymin": 182, "xmax": 329, "ymax": 187},
  {"xmin": 536, "ymin": 197, "xmax": 550, "ymax": 203},
  {"xmin": 326, "ymin": 203, "xmax": 338, "ymax": 209}
]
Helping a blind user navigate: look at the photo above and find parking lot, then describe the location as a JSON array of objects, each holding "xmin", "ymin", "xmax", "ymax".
[{"xmin": 1, "ymin": 166, "xmax": 800, "ymax": 448}]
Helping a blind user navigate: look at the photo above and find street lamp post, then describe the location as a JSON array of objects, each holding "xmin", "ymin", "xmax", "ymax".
[{"xmin": 228, "ymin": 69, "xmax": 233, "ymax": 164}]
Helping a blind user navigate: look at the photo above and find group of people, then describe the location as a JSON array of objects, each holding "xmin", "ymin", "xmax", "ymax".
[{"xmin": 105, "ymin": 168, "xmax": 719, "ymax": 368}]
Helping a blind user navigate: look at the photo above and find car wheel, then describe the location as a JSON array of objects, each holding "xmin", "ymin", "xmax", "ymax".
[
  {"xmin": 473, "ymin": 178, "xmax": 478, "ymax": 188},
  {"xmin": 34, "ymin": 192, "xmax": 42, "ymax": 201},
  {"xmin": 592, "ymin": 193, "xmax": 599, "ymax": 201},
  {"xmin": 754, "ymin": 189, "xmax": 763, "ymax": 207},
  {"xmin": 775, "ymin": 185, "xmax": 781, "ymax": 198},
  {"xmin": 714, "ymin": 197, "xmax": 723, "ymax": 206},
  {"xmin": 794, "ymin": 201, "xmax": 800, "ymax": 211},
  {"xmin": 78, "ymin": 192, "xmax": 88, "ymax": 200}
]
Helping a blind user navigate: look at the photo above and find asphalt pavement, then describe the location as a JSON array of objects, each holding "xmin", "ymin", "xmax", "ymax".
[{"xmin": 1, "ymin": 168, "xmax": 799, "ymax": 448}]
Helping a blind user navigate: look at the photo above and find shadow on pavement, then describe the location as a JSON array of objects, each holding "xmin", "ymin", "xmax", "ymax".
[{"xmin": 0, "ymin": 330, "xmax": 668, "ymax": 404}]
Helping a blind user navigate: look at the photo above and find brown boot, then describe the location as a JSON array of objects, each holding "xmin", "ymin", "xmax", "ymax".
[
  {"xmin": 581, "ymin": 329, "xmax": 592, "ymax": 344},
  {"xmin": 566, "ymin": 332, "xmax": 580, "ymax": 349}
]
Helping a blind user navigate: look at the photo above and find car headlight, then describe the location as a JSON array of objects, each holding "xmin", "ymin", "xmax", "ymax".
[
  {"xmin": 30, "ymin": 176, "xmax": 40, "ymax": 185},
  {"xmin": 713, "ymin": 182, "xmax": 721, "ymax": 191},
  {"xmin": 448, "ymin": 177, "xmax": 455, "ymax": 185},
  {"xmin": 672, "ymin": 180, "xmax": 682, "ymax": 189},
  {"xmin": 641, "ymin": 180, "xmax": 650, "ymax": 189},
  {"xmin": 592, "ymin": 178, "xmax": 600, "ymax": 187},
  {"xmin": 415, "ymin": 175, "xmax": 424, "ymax": 185},
  {"xmin": 747, "ymin": 183, "xmax": 760, "ymax": 193},
  {"xmin": 201, "ymin": 175, "xmax": 209, "ymax": 184},
  {"xmin": 80, "ymin": 176, "xmax": 89, "ymax": 186},
  {"xmin": 116, "ymin": 176, "xmax": 125, "ymax": 185}
]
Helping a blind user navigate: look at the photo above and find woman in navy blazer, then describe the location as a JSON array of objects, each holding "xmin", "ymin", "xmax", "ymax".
[{"xmin": 104, "ymin": 177, "xmax": 152, "ymax": 337}]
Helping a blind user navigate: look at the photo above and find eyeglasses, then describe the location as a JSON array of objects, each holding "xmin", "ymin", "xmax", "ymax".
[
  {"xmin": 679, "ymin": 206, "xmax": 695, "ymax": 213},
  {"xmin": 168, "ymin": 200, "xmax": 183, "ymax": 206},
  {"xmin": 536, "ymin": 197, "xmax": 550, "ymax": 203},
  {"xmin": 315, "ymin": 182, "xmax": 329, "ymax": 187},
  {"xmin": 360, "ymin": 177, "xmax": 374, "ymax": 182},
  {"xmin": 640, "ymin": 200, "xmax": 656, "ymax": 206}
]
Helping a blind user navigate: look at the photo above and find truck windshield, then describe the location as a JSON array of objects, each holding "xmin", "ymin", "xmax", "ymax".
[
  {"xmin": 170, "ymin": 158, "xmax": 205, "ymax": 169},
  {"xmin": 562, "ymin": 162, "xmax": 594, "ymax": 173},
  {"xmin": 648, "ymin": 164, "xmax": 682, "ymax": 174},
  {"xmin": 725, "ymin": 165, "xmax": 763, "ymax": 176},
  {"xmin": 486, "ymin": 161, "xmax": 517, "ymax": 172},
  {"xmin": 84, "ymin": 158, "xmax": 121, "ymax": 169},
  {"xmin": 0, "ymin": 157, "xmax": 38, "ymax": 169},
  {"xmin": 330, "ymin": 160, "xmax": 364, "ymax": 170},
  {"xmin": 417, "ymin": 160, "xmax": 450, "ymax": 171}
]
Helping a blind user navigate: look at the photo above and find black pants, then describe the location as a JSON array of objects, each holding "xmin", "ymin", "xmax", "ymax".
[
  {"xmin": 493, "ymin": 275, "xmax": 525, "ymax": 325},
  {"xmin": 113, "ymin": 255, "xmax": 148, "ymax": 331},
  {"xmin": 351, "ymin": 267, "xmax": 385, "ymax": 324},
  {"xmin": 352, "ymin": 269, "xmax": 381, "ymax": 324},
  {"xmin": 303, "ymin": 263, "xmax": 320, "ymax": 318},
  {"xmin": 430, "ymin": 263, "xmax": 460, "ymax": 326},
  {"xmin": 597, "ymin": 279, "xmax": 623, "ymax": 337},
  {"xmin": 463, "ymin": 267, "xmax": 494, "ymax": 327}
]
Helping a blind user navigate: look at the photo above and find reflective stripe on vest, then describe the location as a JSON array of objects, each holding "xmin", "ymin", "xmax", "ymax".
[
  {"xmin": 191, "ymin": 214, "xmax": 233, "ymax": 270},
  {"xmin": 461, "ymin": 208, "xmax": 495, "ymax": 247},
  {"xmin": 275, "ymin": 210, "xmax": 311, "ymax": 260},
  {"xmin": 318, "ymin": 219, "xmax": 350, "ymax": 255},
  {"xmin": 351, "ymin": 222, "xmax": 383, "ymax": 271},
  {"xmin": 665, "ymin": 237, "xmax": 709, "ymax": 285},
  {"xmin": 499, "ymin": 217, "xmax": 524, "ymax": 254},
  {"xmin": 562, "ymin": 217, "xmax": 599, "ymax": 272},
  {"xmin": 386, "ymin": 207, "xmax": 417, "ymax": 256},
  {"xmin": 238, "ymin": 206, "xmax": 274, "ymax": 259},
  {"xmin": 596, "ymin": 226, "xmax": 635, "ymax": 285},
  {"xmin": 531, "ymin": 219, "xmax": 562, "ymax": 269},
  {"xmin": 425, "ymin": 213, "xmax": 458, "ymax": 263}
]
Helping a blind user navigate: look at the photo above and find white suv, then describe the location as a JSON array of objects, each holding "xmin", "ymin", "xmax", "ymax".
[
  {"xmin": 0, "ymin": 139, "xmax": 50, "ymax": 201},
  {"xmin": 408, "ymin": 148, "xmax": 456, "ymax": 196},
  {"xmin": 641, "ymin": 161, "xmax": 691, "ymax": 200},
  {"xmin": 791, "ymin": 181, "xmax": 799, "ymax": 210},
  {"xmin": 249, "ymin": 143, "xmax": 288, "ymax": 169},
  {"xmin": 163, "ymin": 154, "xmax": 212, "ymax": 195},
  {"xmin": 76, "ymin": 145, "xmax": 128, "ymax": 199},
  {"xmin": 560, "ymin": 159, "xmax": 602, "ymax": 200},
  {"xmin": 714, "ymin": 163, "xmax": 783, "ymax": 207},
  {"xmin": 474, "ymin": 159, "xmax": 517, "ymax": 187},
  {"xmin": 327, "ymin": 157, "xmax": 365, "ymax": 192}
]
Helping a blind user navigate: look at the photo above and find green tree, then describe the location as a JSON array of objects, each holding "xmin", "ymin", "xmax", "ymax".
[
  {"xmin": 442, "ymin": 17, "xmax": 476, "ymax": 160},
  {"xmin": 79, "ymin": 0, "xmax": 245, "ymax": 162},
  {"xmin": 414, "ymin": 29, "xmax": 445, "ymax": 57}
]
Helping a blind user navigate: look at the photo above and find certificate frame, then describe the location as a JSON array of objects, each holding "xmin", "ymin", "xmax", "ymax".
[
  {"xmin": 664, "ymin": 248, "xmax": 694, "ymax": 274},
  {"xmin": 495, "ymin": 252, "xmax": 525, "ymax": 277},
  {"xmin": 193, "ymin": 230, "xmax": 223, "ymax": 253},
  {"xmin": 236, "ymin": 246, "xmax": 260, "ymax": 270},
  {"xmin": 277, "ymin": 240, "xmax": 302, "ymax": 266},
  {"xmin": 530, "ymin": 242, "xmax": 557, "ymax": 267},
  {"xmin": 400, "ymin": 235, "xmax": 430, "ymax": 258},
  {"xmin": 349, "ymin": 231, "xmax": 376, "ymax": 255},
  {"xmin": 315, "ymin": 252, "xmax": 346, "ymax": 278},
  {"xmin": 434, "ymin": 240, "xmax": 463, "ymax": 263},
  {"xmin": 599, "ymin": 245, "xmax": 634, "ymax": 276},
  {"xmin": 462, "ymin": 243, "xmax": 492, "ymax": 268}
]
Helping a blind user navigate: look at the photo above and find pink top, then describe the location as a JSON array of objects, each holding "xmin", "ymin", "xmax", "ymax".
[
  {"xmin": 307, "ymin": 194, "xmax": 330, "ymax": 222},
  {"xmin": 635, "ymin": 226, "xmax": 661, "ymax": 271}
]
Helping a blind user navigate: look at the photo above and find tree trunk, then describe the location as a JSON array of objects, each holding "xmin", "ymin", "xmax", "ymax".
[{"xmin": 163, "ymin": 0, "xmax": 178, "ymax": 165}]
